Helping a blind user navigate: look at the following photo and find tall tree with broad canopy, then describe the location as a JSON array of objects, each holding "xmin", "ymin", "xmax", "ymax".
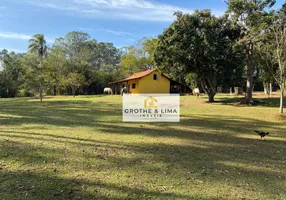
[
  {"xmin": 54, "ymin": 32, "xmax": 121, "ymax": 94},
  {"xmin": 257, "ymin": 6, "xmax": 286, "ymax": 113},
  {"xmin": 154, "ymin": 10, "xmax": 244, "ymax": 102},
  {"xmin": 21, "ymin": 53, "xmax": 50, "ymax": 99},
  {"xmin": 45, "ymin": 45, "xmax": 67, "ymax": 96},
  {"xmin": 274, "ymin": 4, "xmax": 286, "ymax": 113},
  {"xmin": 28, "ymin": 34, "xmax": 48, "ymax": 101},
  {"xmin": 226, "ymin": 0, "xmax": 276, "ymax": 104},
  {"xmin": 0, "ymin": 49, "xmax": 24, "ymax": 97}
]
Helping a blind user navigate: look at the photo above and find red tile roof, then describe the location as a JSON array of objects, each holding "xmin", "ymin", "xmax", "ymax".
[
  {"xmin": 125, "ymin": 69, "xmax": 156, "ymax": 80},
  {"xmin": 109, "ymin": 69, "xmax": 157, "ymax": 84}
]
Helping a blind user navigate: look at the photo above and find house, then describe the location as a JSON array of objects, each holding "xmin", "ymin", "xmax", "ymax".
[{"xmin": 109, "ymin": 69, "xmax": 185, "ymax": 94}]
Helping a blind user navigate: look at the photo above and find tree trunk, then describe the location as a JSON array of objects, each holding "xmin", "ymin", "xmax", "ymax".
[
  {"xmin": 269, "ymin": 83, "xmax": 273, "ymax": 98},
  {"xmin": 201, "ymin": 78, "xmax": 216, "ymax": 102},
  {"xmin": 245, "ymin": 41, "xmax": 254, "ymax": 104},
  {"xmin": 72, "ymin": 87, "xmax": 76, "ymax": 97},
  {"xmin": 53, "ymin": 86, "xmax": 57, "ymax": 96},
  {"xmin": 39, "ymin": 59, "xmax": 43, "ymax": 102},
  {"xmin": 263, "ymin": 82, "xmax": 268, "ymax": 95},
  {"xmin": 279, "ymin": 84, "xmax": 284, "ymax": 114},
  {"xmin": 208, "ymin": 92, "xmax": 215, "ymax": 102},
  {"xmin": 39, "ymin": 86, "xmax": 43, "ymax": 102}
]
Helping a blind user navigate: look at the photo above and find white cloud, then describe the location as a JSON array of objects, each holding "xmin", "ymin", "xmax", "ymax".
[
  {"xmin": 97, "ymin": 28, "xmax": 133, "ymax": 36},
  {"xmin": 0, "ymin": 47, "xmax": 25, "ymax": 53},
  {"xmin": 25, "ymin": 0, "xmax": 194, "ymax": 22},
  {"xmin": 0, "ymin": 31, "xmax": 54, "ymax": 43},
  {"xmin": 78, "ymin": 27, "xmax": 94, "ymax": 32},
  {"xmin": 0, "ymin": 32, "xmax": 31, "ymax": 40},
  {"xmin": 79, "ymin": 27, "xmax": 133, "ymax": 36}
]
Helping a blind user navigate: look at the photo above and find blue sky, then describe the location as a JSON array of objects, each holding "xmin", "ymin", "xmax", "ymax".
[{"xmin": 0, "ymin": 0, "xmax": 285, "ymax": 53}]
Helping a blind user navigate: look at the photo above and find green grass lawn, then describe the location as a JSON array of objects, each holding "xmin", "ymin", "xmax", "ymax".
[{"xmin": 0, "ymin": 95, "xmax": 285, "ymax": 200}]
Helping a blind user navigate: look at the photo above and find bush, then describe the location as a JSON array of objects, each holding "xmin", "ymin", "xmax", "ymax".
[
  {"xmin": 18, "ymin": 89, "xmax": 34, "ymax": 97},
  {"xmin": 0, "ymin": 87, "xmax": 8, "ymax": 98}
]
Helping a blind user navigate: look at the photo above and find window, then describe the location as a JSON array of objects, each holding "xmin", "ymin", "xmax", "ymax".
[
  {"xmin": 132, "ymin": 83, "xmax": 136, "ymax": 89},
  {"xmin": 153, "ymin": 74, "xmax": 157, "ymax": 80}
]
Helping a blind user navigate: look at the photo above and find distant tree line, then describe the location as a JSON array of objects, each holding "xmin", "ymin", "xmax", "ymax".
[
  {"xmin": 0, "ymin": 31, "xmax": 122, "ymax": 99},
  {"xmin": 0, "ymin": 32, "xmax": 158, "ymax": 99},
  {"xmin": 0, "ymin": 1, "xmax": 285, "ymax": 112}
]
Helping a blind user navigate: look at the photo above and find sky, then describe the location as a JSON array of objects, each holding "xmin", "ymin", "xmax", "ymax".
[{"xmin": 0, "ymin": 0, "xmax": 285, "ymax": 54}]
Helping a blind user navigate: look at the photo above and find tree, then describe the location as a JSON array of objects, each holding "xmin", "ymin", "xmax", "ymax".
[
  {"xmin": 45, "ymin": 45, "xmax": 67, "ymax": 95},
  {"xmin": 53, "ymin": 32, "xmax": 121, "ymax": 95},
  {"xmin": 22, "ymin": 53, "xmax": 49, "ymax": 98},
  {"xmin": 253, "ymin": 2, "xmax": 286, "ymax": 113},
  {"xmin": 273, "ymin": 7, "xmax": 286, "ymax": 113},
  {"xmin": 0, "ymin": 71, "xmax": 8, "ymax": 98},
  {"xmin": 119, "ymin": 37, "xmax": 158, "ymax": 77},
  {"xmin": 185, "ymin": 73, "xmax": 199, "ymax": 91},
  {"xmin": 28, "ymin": 34, "xmax": 48, "ymax": 101},
  {"xmin": 226, "ymin": 0, "xmax": 276, "ymax": 104},
  {"xmin": 263, "ymin": 18, "xmax": 285, "ymax": 113},
  {"xmin": 89, "ymin": 41, "xmax": 121, "ymax": 70},
  {"xmin": 0, "ymin": 49, "xmax": 24, "ymax": 97},
  {"xmin": 255, "ymin": 43, "xmax": 276, "ymax": 97},
  {"xmin": 137, "ymin": 37, "xmax": 158, "ymax": 65},
  {"xmin": 61, "ymin": 72, "xmax": 85, "ymax": 97},
  {"xmin": 155, "ymin": 10, "xmax": 244, "ymax": 102},
  {"xmin": 120, "ymin": 53, "xmax": 142, "ymax": 76}
]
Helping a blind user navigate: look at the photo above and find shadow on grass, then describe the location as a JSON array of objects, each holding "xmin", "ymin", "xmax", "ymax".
[
  {"xmin": 0, "ymin": 97, "xmax": 284, "ymax": 130},
  {"xmin": 0, "ymin": 99, "xmax": 122, "ymax": 127},
  {"xmin": 212, "ymin": 96, "xmax": 286, "ymax": 108},
  {"xmin": 0, "ymin": 125, "xmax": 285, "ymax": 199},
  {"xmin": 1, "ymin": 171, "xmax": 196, "ymax": 200},
  {"xmin": 0, "ymin": 139, "xmax": 228, "ymax": 200},
  {"xmin": 0, "ymin": 97, "xmax": 285, "ymax": 199}
]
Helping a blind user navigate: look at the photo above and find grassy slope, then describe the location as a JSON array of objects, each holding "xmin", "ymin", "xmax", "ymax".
[{"xmin": 0, "ymin": 95, "xmax": 285, "ymax": 200}]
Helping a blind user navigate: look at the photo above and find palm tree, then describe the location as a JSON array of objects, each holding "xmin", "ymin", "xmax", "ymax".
[{"xmin": 28, "ymin": 34, "xmax": 47, "ymax": 101}]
